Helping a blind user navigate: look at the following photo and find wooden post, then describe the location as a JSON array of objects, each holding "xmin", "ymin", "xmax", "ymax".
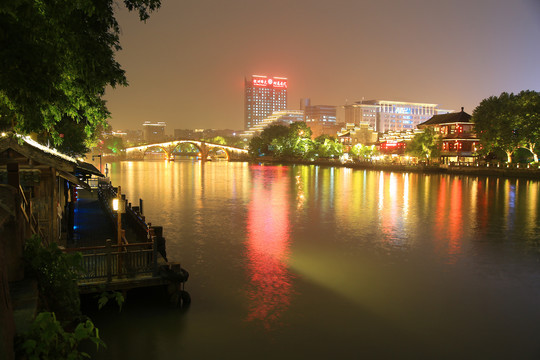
[
  {"xmin": 116, "ymin": 186, "xmax": 122, "ymax": 276},
  {"xmin": 106, "ymin": 239, "xmax": 112, "ymax": 282},
  {"xmin": 152, "ymin": 235, "xmax": 158, "ymax": 277}
]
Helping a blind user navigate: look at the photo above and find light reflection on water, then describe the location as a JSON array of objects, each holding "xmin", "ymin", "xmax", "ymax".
[
  {"xmin": 245, "ymin": 166, "xmax": 292, "ymax": 329},
  {"xmin": 89, "ymin": 161, "xmax": 540, "ymax": 359}
]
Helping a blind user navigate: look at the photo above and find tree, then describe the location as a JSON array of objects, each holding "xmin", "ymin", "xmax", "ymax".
[
  {"xmin": 287, "ymin": 122, "xmax": 313, "ymax": 158},
  {"xmin": 472, "ymin": 92, "xmax": 522, "ymax": 163},
  {"xmin": 515, "ymin": 90, "xmax": 540, "ymax": 162},
  {"xmin": 248, "ymin": 122, "xmax": 319, "ymax": 159},
  {"xmin": 0, "ymin": 0, "xmax": 161, "ymax": 155},
  {"xmin": 38, "ymin": 118, "xmax": 91, "ymax": 157},
  {"xmin": 248, "ymin": 124, "xmax": 289, "ymax": 157},
  {"xmin": 209, "ymin": 136, "xmax": 227, "ymax": 145},
  {"xmin": 314, "ymin": 135, "xmax": 343, "ymax": 159},
  {"xmin": 350, "ymin": 144, "xmax": 376, "ymax": 161},
  {"xmin": 406, "ymin": 127, "xmax": 441, "ymax": 163}
]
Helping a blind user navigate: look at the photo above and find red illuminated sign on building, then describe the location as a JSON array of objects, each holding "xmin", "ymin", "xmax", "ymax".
[
  {"xmin": 252, "ymin": 77, "xmax": 288, "ymax": 88},
  {"xmin": 270, "ymin": 78, "xmax": 288, "ymax": 88},
  {"xmin": 379, "ymin": 141, "xmax": 406, "ymax": 153},
  {"xmin": 253, "ymin": 78, "xmax": 268, "ymax": 87}
]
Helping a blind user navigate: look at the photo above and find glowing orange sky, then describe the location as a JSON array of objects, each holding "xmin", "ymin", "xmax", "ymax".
[{"xmin": 104, "ymin": 0, "xmax": 540, "ymax": 132}]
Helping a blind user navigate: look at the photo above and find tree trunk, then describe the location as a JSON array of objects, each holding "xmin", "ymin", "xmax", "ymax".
[
  {"xmin": 506, "ymin": 151, "xmax": 513, "ymax": 163},
  {"xmin": 527, "ymin": 143, "xmax": 538, "ymax": 163}
]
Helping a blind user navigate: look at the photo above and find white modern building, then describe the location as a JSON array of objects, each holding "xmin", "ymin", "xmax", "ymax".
[
  {"xmin": 343, "ymin": 100, "xmax": 451, "ymax": 133},
  {"xmin": 240, "ymin": 110, "xmax": 304, "ymax": 138}
]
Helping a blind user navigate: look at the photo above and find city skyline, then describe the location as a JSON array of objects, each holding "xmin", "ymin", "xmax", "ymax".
[{"xmin": 103, "ymin": 0, "xmax": 540, "ymax": 132}]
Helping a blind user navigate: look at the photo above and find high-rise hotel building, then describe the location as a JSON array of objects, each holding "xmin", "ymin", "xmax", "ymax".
[
  {"xmin": 244, "ymin": 75, "xmax": 288, "ymax": 130},
  {"xmin": 344, "ymin": 100, "xmax": 450, "ymax": 133}
]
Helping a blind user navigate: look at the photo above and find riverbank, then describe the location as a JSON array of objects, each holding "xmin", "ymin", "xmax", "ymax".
[
  {"xmin": 95, "ymin": 156, "xmax": 540, "ymax": 180},
  {"xmin": 248, "ymin": 157, "xmax": 540, "ymax": 179}
]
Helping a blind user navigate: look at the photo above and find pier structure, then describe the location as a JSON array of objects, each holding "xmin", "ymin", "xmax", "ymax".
[
  {"xmin": 65, "ymin": 181, "xmax": 190, "ymax": 305},
  {"xmin": 125, "ymin": 139, "xmax": 249, "ymax": 161}
]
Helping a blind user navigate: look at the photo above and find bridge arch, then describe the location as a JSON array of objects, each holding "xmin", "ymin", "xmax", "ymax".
[
  {"xmin": 205, "ymin": 146, "xmax": 230, "ymax": 161},
  {"xmin": 169, "ymin": 142, "xmax": 201, "ymax": 159},
  {"xmin": 125, "ymin": 140, "xmax": 249, "ymax": 161}
]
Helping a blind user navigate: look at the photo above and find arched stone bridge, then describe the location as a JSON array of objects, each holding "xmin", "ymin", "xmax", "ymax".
[{"xmin": 125, "ymin": 140, "xmax": 249, "ymax": 161}]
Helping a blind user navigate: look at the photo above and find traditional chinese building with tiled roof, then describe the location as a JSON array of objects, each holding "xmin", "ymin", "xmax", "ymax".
[{"xmin": 418, "ymin": 107, "xmax": 479, "ymax": 164}]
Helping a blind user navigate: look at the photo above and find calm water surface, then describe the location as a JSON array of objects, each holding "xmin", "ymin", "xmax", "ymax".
[{"xmin": 88, "ymin": 160, "xmax": 540, "ymax": 359}]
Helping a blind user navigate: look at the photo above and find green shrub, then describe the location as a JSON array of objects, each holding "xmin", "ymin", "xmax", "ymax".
[
  {"xmin": 23, "ymin": 235, "xmax": 83, "ymax": 319},
  {"xmin": 16, "ymin": 312, "xmax": 105, "ymax": 359}
]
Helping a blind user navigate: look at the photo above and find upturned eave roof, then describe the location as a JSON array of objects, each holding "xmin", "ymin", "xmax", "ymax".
[{"xmin": 418, "ymin": 110, "xmax": 472, "ymax": 127}]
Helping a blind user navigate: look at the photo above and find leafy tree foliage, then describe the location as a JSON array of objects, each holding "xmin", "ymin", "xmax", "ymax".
[
  {"xmin": 313, "ymin": 135, "xmax": 343, "ymax": 159},
  {"xmin": 350, "ymin": 144, "xmax": 377, "ymax": 161},
  {"xmin": 209, "ymin": 136, "xmax": 227, "ymax": 145},
  {"xmin": 472, "ymin": 90, "xmax": 540, "ymax": 163},
  {"xmin": 37, "ymin": 118, "xmax": 90, "ymax": 157},
  {"xmin": 514, "ymin": 90, "xmax": 540, "ymax": 162},
  {"xmin": 248, "ymin": 122, "xmax": 345, "ymax": 160},
  {"xmin": 272, "ymin": 122, "xmax": 313, "ymax": 158},
  {"xmin": 95, "ymin": 135, "xmax": 124, "ymax": 155},
  {"xmin": 16, "ymin": 312, "xmax": 105, "ymax": 360},
  {"xmin": 23, "ymin": 235, "xmax": 83, "ymax": 320},
  {"xmin": 0, "ymin": 0, "xmax": 161, "ymax": 154},
  {"xmin": 248, "ymin": 124, "xmax": 289, "ymax": 157},
  {"xmin": 406, "ymin": 127, "xmax": 441, "ymax": 163},
  {"xmin": 472, "ymin": 92, "xmax": 522, "ymax": 163}
]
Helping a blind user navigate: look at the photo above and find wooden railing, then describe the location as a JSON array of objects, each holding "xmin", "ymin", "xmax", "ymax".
[
  {"xmin": 69, "ymin": 181, "xmax": 163, "ymax": 282},
  {"xmin": 67, "ymin": 240, "xmax": 159, "ymax": 282},
  {"xmin": 98, "ymin": 181, "xmax": 154, "ymax": 242}
]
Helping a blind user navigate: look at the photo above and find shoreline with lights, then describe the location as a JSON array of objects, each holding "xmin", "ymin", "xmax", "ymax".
[{"xmin": 251, "ymin": 156, "xmax": 540, "ymax": 180}]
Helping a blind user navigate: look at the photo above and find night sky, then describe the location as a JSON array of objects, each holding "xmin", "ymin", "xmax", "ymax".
[{"xmin": 104, "ymin": 0, "xmax": 540, "ymax": 132}]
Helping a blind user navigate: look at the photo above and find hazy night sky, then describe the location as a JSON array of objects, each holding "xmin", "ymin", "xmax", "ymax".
[{"xmin": 104, "ymin": 0, "xmax": 540, "ymax": 132}]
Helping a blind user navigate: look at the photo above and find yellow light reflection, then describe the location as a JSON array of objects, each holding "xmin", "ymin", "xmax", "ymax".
[{"xmin": 402, "ymin": 173, "xmax": 409, "ymax": 221}]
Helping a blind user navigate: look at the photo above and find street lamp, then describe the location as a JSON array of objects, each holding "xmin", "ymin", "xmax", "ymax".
[
  {"xmin": 112, "ymin": 186, "xmax": 125, "ymax": 274},
  {"xmin": 112, "ymin": 187, "xmax": 126, "ymax": 246}
]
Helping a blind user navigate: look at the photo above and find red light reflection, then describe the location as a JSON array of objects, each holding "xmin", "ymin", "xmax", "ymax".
[
  {"xmin": 245, "ymin": 167, "xmax": 293, "ymax": 329},
  {"xmin": 434, "ymin": 177, "xmax": 463, "ymax": 263}
]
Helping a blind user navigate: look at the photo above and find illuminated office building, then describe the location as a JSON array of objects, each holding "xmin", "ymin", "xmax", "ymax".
[
  {"xmin": 142, "ymin": 121, "xmax": 166, "ymax": 143},
  {"xmin": 304, "ymin": 105, "xmax": 337, "ymax": 124},
  {"xmin": 343, "ymin": 100, "xmax": 450, "ymax": 133},
  {"xmin": 244, "ymin": 75, "xmax": 288, "ymax": 130}
]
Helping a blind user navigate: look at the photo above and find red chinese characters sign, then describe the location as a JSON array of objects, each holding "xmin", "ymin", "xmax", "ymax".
[
  {"xmin": 252, "ymin": 77, "xmax": 288, "ymax": 89},
  {"xmin": 252, "ymin": 78, "xmax": 268, "ymax": 87}
]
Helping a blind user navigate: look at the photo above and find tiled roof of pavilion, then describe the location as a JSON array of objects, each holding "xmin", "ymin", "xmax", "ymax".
[{"xmin": 418, "ymin": 108, "xmax": 472, "ymax": 128}]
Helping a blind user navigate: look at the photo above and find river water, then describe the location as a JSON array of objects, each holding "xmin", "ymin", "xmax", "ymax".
[{"xmin": 86, "ymin": 160, "xmax": 540, "ymax": 359}]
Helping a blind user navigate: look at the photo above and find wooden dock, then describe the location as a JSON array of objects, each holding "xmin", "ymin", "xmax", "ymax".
[{"xmin": 65, "ymin": 181, "xmax": 190, "ymax": 305}]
